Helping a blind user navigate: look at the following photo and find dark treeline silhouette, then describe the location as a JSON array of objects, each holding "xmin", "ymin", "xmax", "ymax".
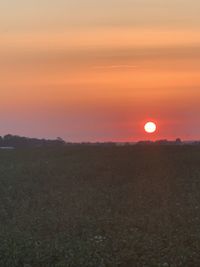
[
  {"xmin": 136, "ymin": 139, "xmax": 200, "ymax": 146},
  {"xmin": 0, "ymin": 134, "xmax": 65, "ymax": 148},
  {"xmin": 0, "ymin": 135, "xmax": 199, "ymax": 148},
  {"xmin": 136, "ymin": 138, "xmax": 183, "ymax": 146}
]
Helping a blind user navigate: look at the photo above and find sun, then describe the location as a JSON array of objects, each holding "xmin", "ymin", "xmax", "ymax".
[{"xmin": 144, "ymin": 122, "xmax": 157, "ymax": 133}]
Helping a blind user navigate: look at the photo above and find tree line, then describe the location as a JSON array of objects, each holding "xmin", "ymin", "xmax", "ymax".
[{"xmin": 0, "ymin": 135, "xmax": 65, "ymax": 148}]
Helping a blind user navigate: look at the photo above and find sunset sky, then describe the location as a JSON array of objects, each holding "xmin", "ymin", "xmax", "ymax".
[{"xmin": 1, "ymin": 0, "xmax": 200, "ymax": 141}]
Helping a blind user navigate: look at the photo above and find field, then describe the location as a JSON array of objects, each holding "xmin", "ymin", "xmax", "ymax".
[{"xmin": 0, "ymin": 145, "xmax": 200, "ymax": 267}]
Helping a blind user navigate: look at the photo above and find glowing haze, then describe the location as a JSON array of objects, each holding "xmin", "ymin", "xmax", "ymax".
[{"xmin": 1, "ymin": 0, "xmax": 200, "ymax": 141}]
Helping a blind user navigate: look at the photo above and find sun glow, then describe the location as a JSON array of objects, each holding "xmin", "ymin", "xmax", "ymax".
[{"xmin": 144, "ymin": 122, "xmax": 157, "ymax": 133}]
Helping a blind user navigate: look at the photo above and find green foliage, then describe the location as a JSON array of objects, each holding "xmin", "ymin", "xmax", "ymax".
[{"xmin": 0, "ymin": 146, "xmax": 200, "ymax": 266}]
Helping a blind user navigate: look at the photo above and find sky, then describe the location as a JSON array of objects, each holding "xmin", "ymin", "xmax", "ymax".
[{"xmin": 1, "ymin": 0, "xmax": 200, "ymax": 141}]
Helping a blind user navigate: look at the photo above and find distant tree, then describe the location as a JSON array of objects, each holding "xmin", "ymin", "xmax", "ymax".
[
  {"xmin": 136, "ymin": 141, "xmax": 153, "ymax": 145},
  {"xmin": 155, "ymin": 139, "xmax": 168, "ymax": 145},
  {"xmin": 0, "ymin": 136, "xmax": 3, "ymax": 146},
  {"xmin": 175, "ymin": 138, "xmax": 182, "ymax": 144},
  {"xmin": 56, "ymin": 137, "xmax": 65, "ymax": 144}
]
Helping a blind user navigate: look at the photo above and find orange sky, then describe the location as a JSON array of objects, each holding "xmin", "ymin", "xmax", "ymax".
[{"xmin": 0, "ymin": 0, "xmax": 200, "ymax": 141}]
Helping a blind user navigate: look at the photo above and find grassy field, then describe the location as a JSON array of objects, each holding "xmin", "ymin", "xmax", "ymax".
[{"xmin": 0, "ymin": 145, "xmax": 200, "ymax": 267}]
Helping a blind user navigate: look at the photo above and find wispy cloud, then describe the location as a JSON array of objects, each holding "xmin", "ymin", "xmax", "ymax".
[{"xmin": 93, "ymin": 65, "xmax": 138, "ymax": 70}]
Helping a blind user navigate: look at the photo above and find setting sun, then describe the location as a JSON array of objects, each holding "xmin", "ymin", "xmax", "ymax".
[{"xmin": 144, "ymin": 122, "xmax": 157, "ymax": 133}]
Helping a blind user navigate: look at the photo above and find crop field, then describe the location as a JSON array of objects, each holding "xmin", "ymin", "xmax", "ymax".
[{"xmin": 0, "ymin": 145, "xmax": 200, "ymax": 267}]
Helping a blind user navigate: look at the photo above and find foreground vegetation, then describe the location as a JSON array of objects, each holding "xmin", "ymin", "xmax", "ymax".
[{"xmin": 0, "ymin": 145, "xmax": 200, "ymax": 266}]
